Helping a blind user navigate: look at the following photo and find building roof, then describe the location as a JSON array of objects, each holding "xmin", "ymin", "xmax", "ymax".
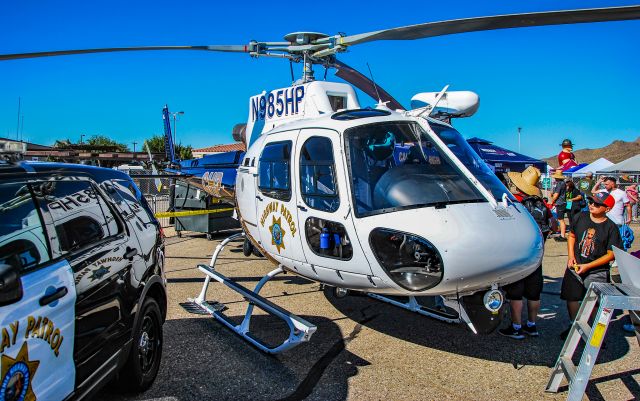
[
  {"xmin": 193, "ymin": 142, "xmax": 246, "ymax": 153},
  {"xmin": 0, "ymin": 137, "xmax": 53, "ymax": 151}
]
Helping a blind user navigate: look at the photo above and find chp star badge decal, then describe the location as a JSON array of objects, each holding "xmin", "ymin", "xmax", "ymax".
[
  {"xmin": 89, "ymin": 265, "xmax": 110, "ymax": 281},
  {"xmin": 269, "ymin": 216, "xmax": 286, "ymax": 253},
  {"xmin": 0, "ymin": 342, "xmax": 40, "ymax": 401}
]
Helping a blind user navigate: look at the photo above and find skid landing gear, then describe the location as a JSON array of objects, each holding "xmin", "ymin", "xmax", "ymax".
[
  {"xmin": 183, "ymin": 232, "xmax": 317, "ymax": 354},
  {"xmin": 367, "ymin": 293, "xmax": 478, "ymax": 334}
]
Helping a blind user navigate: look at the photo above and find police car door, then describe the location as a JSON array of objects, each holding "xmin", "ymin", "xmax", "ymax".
[
  {"xmin": 0, "ymin": 180, "xmax": 76, "ymax": 401},
  {"xmin": 105, "ymin": 178, "xmax": 160, "ymax": 275},
  {"xmin": 33, "ymin": 178, "xmax": 136, "ymax": 387},
  {"xmin": 255, "ymin": 131, "xmax": 306, "ymax": 264},
  {"xmin": 294, "ymin": 129, "xmax": 373, "ymax": 278}
]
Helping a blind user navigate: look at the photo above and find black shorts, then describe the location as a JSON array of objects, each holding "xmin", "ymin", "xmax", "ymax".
[
  {"xmin": 560, "ymin": 269, "xmax": 610, "ymax": 302},
  {"xmin": 556, "ymin": 205, "xmax": 568, "ymax": 219},
  {"xmin": 504, "ymin": 266, "xmax": 543, "ymax": 301}
]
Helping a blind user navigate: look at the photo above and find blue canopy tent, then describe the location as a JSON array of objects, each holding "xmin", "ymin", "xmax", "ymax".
[
  {"xmin": 466, "ymin": 137, "xmax": 547, "ymax": 173},
  {"xmin": 562, "ymin": 163, "xmax": 589, "ymax": 175}
]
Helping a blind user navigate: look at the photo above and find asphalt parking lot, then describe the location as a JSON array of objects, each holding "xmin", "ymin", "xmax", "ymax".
[{"xmin": 97, "ymin": 227, "xmax": 640, "ymax": 401}]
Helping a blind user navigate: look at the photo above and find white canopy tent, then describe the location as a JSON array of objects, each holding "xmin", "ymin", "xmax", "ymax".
[
  {"xmin": 571, "ymin": 157, "xmax": 614, "ymax": 177},
  {"xmin": 598, "ymin": 154, "xmax": 640, "ymax": 174}
]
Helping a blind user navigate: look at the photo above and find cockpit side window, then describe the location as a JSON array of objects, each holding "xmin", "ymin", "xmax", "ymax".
[
  {"xmin": 344, "ymin": 122, "xmax": 485, "ymax": 217},
  {"xmin": 299, "ymin": 136, "xmax": 339, "ymax": 212},
  {"xmin": 258, "ymin": 141, "xmax": 292, "ymax": 201}
]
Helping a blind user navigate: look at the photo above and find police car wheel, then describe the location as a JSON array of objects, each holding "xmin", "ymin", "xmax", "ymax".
[
  {"xmin": 243, "ymin": 238, "xmax": 253, "ymax": 257},
  {"xmin": 117, "ymin": 298, "xmax": 163, "ymax": 392},
  {"xmin": 252, "ymin": 247, "xmax": 263, "ymax": 258}
]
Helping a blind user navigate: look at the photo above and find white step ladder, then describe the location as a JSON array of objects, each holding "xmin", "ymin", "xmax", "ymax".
[{"xmin": 546, "ymin": 282, "xmax": 640, "ymax": 400}]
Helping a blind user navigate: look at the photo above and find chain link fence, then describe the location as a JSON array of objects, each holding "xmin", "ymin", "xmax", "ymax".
[{"xmin": 128, "ymin": 170, "xmax": 173, "ymax": 228}]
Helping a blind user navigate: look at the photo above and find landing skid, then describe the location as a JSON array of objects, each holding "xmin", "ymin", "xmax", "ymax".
[
  {"xmin": 184, "ymin": 232, "xmax": 317, "ymax": 354},
  {"xmin": 367, "ymin": 293, "xmax": 478, "ymax": 334}
]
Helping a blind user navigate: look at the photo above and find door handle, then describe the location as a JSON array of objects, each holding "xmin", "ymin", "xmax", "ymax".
[
  {"xmin": 297, "ymin": 205, "xmax": 308, "ymax": 212},
  {"xmin": 124, "ymin": 247, "xmax": 138, "ymax": 260},
  {"xmin": 39, "ymin": 286, "xmax": 68, "ymax": 306},
  {"xmin": 256, "ymin": 195, "xmax": 263, "ymax": 201}
]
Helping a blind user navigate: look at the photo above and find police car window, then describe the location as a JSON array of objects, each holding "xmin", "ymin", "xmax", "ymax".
[
  {"xmin": 0, "ymin": 183, "xmax": 50, "ymax": 272},
  {"xmin": 34, "ymin": 180, "xmax": 121, "ymax": 255},
  {"xmin": 299, "ymin": 137, "xmax": 339, "ymax": 212},
  {"xmin": 258, "ymin": 141, "xmax": 292, "ymax": 201},
  {"xmin": 107, "ymin": 179, "xmax": 156, "ymax": 224}
]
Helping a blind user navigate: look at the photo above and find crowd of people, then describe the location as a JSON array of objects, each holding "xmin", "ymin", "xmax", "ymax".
[{"xmin": 498, "ymin": 138, "xmax": 637, "ymax": 340}]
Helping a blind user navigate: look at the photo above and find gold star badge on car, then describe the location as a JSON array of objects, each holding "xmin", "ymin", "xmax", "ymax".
[{"xmin": 1, "ymin": 342, "xmax": 40, "ymax": 401}]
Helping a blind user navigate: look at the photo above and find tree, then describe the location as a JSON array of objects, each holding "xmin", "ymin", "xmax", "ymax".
[
  {"xmin": 85, "ymin": 135, "xmax": 129, "ymax": 152},
  {"xmin": 53, "ymin": 139, "xmax": 73, "ymax": 148},
  {"xmin": 144, "ymin": 134, "xmax": 193, "ymax": 160},
  {"xmin": 144, "ymin": 135, "xmax": 165, "ymax": 154},
  {"xmin": 176, "ymin": 143, "xmax": 193, "ymax": 160}
]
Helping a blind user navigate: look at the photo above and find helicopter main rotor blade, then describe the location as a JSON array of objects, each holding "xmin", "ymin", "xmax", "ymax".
[
  {"xmin": 332, "ymin": 60, "xmax": 404, "ymax": 111},
  {"xmin": 336, "ymin": 5, "xmax": 640, "ymax": 47},
  {"xmin": 0, "ymin": 45, "xmax": 254, "ymax": 61}
]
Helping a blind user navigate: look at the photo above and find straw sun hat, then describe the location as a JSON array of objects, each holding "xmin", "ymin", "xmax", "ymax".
[
  {"xmin": 508, "ymin": 166, "xmax": 542, "ymax": 197},
  {"xmin": 551, "ymin": 169, "xmax": 565, "ymax": 180}
]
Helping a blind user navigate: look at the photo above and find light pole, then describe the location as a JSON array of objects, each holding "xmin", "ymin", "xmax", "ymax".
[
  {"xmin": 517, "ymin": 127, "xmax": 522, "ymax": 153},
  {"xmin": 171, "ymin": 111, "xmax": 185, "ymax": 147},
  {"xmin": 132, "ymin": 141, "xmax": 137, "ymax": 153}
]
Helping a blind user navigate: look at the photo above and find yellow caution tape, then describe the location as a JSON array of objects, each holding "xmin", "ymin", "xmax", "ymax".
[
  {"xmin": 154, "ymin": 208, "xmax": 235, "ymax": 218},
  {"xmin": 589, "ymin": 323, "xmax": 606, "ymax": 347}
]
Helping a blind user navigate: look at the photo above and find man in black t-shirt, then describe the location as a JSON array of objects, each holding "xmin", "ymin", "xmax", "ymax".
[{"xmin": 560, "ymin": 191, "xmax": 622, "ymax": 339}]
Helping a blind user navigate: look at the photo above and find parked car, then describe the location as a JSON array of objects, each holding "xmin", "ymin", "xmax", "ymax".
[{"xmin": 0, "ymin": 161, "xmax": 166, "ymax": 400}]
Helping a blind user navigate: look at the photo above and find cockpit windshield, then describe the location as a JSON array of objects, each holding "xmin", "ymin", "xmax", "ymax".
[
  {"xmin": 426, "ymin": 121, "xmax": 515, "ymax": 203},
  {"xmin": 345, "ymin": 121, "xmax": 486, "ymax": 217}
]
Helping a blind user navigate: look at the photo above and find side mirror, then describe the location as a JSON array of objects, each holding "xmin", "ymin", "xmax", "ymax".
[{"xmin": 0, "ymin": 263, "xmax": 23, "ymax": 306}]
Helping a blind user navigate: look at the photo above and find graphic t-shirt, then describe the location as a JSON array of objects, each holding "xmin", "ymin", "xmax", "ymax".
[
  {"xmin": 571, "ymin": 212, "xmax": 622, "ymax": 271},
  {"xmin": 578, "ymin": 178, "xmax": 594, "ymax": 193}
]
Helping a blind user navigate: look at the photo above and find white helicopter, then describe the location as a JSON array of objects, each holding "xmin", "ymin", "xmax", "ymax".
[{"xmin": 4, "ymin": 5, "xmax": 640, "ymax": 353}]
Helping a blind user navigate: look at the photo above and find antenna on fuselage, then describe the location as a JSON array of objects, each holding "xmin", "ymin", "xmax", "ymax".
[{"xmin": 366, "ymin": 62, "xmax": 382, "ymax": 103}]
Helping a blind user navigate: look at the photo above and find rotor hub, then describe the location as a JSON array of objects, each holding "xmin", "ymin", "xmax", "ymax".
[{"xmin": 283, "ymin": 32, "xmax": 329, "ymax": 45}]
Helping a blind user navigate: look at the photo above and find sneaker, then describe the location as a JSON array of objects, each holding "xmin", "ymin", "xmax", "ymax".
[
  {"xmin": 522, "ymin": 324, "xmax": 539, "ymax": 337},
  {"xmin": 499, "ymin": 325, "xmax": 525, "ymax": 340},
  {"xmin": 623, "ymin": 323, "xmax": 636, "ymax": 333},
  {"xmin": 554, "ymin": 236, "xmax": 567, "ymax": 242},
  {"xmin": 560, "ymin": 327, "xmax": 571, "ymax": 340}
]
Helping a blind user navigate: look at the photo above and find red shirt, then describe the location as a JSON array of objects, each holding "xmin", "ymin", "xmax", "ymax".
[{"xmin": 557, "ymin": 150, "xmax": 578, "ymax": 171}]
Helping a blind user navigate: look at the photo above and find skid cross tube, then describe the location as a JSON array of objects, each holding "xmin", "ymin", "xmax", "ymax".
[
  {"xmin": 367, "ymin": 293, "xmax": 478, "ymax": 333},
  {"xmin": 189, "ymin": 233, "xmax": 316, "ymax": 354}
]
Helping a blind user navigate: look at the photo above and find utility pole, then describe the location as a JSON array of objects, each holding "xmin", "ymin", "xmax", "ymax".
[
  {"xmin": 16, "ymin": 97, "xmax": 21, "ymax": 141},
  {"xmin": 517, "ymin": 127, "xmax": 522, "ymax": 153}
]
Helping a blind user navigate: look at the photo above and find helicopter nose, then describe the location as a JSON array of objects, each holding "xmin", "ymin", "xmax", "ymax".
[{"xmin": 430, "ymin": 202, "xmax": 543, "ymax": 294}]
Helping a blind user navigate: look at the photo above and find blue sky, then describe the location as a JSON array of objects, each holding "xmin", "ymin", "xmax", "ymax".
[{"xmin": 1, "ymin": 0, "xmax": 638, "ymax": 159}]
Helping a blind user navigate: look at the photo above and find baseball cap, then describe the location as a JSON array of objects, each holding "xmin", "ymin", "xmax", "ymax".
[{"xmin": 587, "ymin": 192, "xmax": 615, "ymax": 208}]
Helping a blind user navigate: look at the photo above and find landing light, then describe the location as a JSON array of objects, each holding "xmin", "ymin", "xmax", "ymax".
[{"xmin": 369, "ymin": 228, "xmax": 443, "ymax": 292}]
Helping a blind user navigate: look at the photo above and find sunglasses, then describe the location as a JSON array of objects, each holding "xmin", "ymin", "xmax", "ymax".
[{"xmin": 588, "ymin": 200, "xmax": 606, "ymax": 208}]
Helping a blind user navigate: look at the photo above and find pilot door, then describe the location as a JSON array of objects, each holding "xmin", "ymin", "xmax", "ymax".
[
  {"xmin": 255, "ymin": 132, "xmax": 306, "ymax": 264},
  {"xmin": 294, "ymin": 129, "xmax": 373, "ymax": 280}
]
